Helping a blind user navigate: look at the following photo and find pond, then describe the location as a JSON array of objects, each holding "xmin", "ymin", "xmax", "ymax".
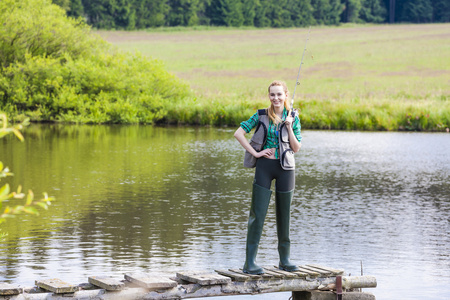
[{"xmin": 1, "ymin": 125, "xmax": 449, "ymax": 300}]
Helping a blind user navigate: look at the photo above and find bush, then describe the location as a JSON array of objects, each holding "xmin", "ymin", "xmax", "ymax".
[{"xmin": 0, "ymin": 0, "xmax": 191, "ymax": 124}]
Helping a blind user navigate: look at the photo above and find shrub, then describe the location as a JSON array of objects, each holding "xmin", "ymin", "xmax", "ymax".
[{"xmin": 0, "ymin": 0, "xmax": 191, "ymax": 124}]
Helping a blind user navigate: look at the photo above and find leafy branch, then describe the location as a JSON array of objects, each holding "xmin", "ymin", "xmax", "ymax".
[{"xmin": 0, "ymin": 113, "xmax": 55, "ymax": 237}]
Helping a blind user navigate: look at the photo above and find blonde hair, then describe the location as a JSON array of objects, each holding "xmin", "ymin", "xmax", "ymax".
[{"xmin": 267, "ymin": 80, "xmax": 290, "ymax": 124}]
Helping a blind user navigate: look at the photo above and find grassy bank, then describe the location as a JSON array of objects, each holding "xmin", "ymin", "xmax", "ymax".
[{"xmin": 100, "ymin": 24, "xmax": 450, "ymax": 131}]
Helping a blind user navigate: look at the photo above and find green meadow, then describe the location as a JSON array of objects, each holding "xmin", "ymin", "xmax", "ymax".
[{"xmin": 100, "ymin": 24, "xmax": 450, "ymax": 131}]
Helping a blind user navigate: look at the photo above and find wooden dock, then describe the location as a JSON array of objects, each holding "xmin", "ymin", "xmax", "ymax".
[{"xmin": 0, "ymin": 264, "xmax": 377, "ymax": 300}]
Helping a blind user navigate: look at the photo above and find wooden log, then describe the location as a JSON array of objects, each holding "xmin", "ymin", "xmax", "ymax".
[
  {"xmin": 0, "ymin": 276, "xmax": 377, "ymax": 300},
  {"xmin": 176, "ymin": 272, "xmax": 231, "ymax": 286},
  {"xmin": 35, "ymin": 279, "xmax": 78, "ymax": 294},
  {"xmin": 0, "ymin": 283, "xmax": 22, "ymax": 296},
  {"xmin": 124, "ymin": 273, "xmax": 177, "ymax": 289},
  {"xmin": 342, "ymin": 276, "xmax": 377, "ymax": 289},
  {"xmin": 88, "ymin": 276, "xmax": 125, "ymax": 291}
]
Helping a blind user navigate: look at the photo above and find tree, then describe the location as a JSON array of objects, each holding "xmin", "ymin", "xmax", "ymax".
[
  {"xmin": 265, "ymin": 0, "xmax": 293, "ymax": 27},
  {"xmin": 360, "ymin": 0, "xmax": 387, "ymax": 23},
  {"xmin": 254, "ymin": 0, "xmax": 271, "ymax": 27},
  {"xmin": 133, "ymin": 0, "xmax": 169, "ymax": 28},
  {"xmin": 167, "ymin": 0, "xmax": 201, "ymax": 26},
  {"xmin": 401, "ymin": 0, "xmax": 433, "ymax": 22},
  {"xmin": 311, "ymin": 0, "xmax": 344, "ymax": 25},
  {"xmin": 242, "ymin": 0, "xmax": 259, "ymax": 26},
  {"xmin": 207, "ymin": 0, "xmax": 244, "ymax": 26},
  {"xmin": 82, "ymin": 0, "xmax": 116, "ymax": 28},
  {"xmin": 342, "ymin": 0, "xmax": 362, "ymax": 22},
  {"xmin": 52, "ymin": 0, "xmax": 71, "ymax": 12},
  {"xmin": 432, "ymin": 0, "xmax": 450, "ymax": 22},
  {"xmin": 0, "ymin": 114, "xmax": 55, "ymax": 240},
  {"xmin": 67, "ymin": 0, "xmax": 85, "ymax": 18},
  {"xmin": 288, "ymin": 0, "xmax": 315, "ymax": 27}
]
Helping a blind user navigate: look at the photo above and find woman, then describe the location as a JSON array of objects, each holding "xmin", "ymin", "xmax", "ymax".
[{"xmin": 234, "ymin": 80, "xmax": 302, "ymax": 275}]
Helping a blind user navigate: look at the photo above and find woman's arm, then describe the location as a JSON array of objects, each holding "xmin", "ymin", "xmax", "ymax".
[
  {"xmin": 234, "ymin": 127, "xmax": 273, "ymax": 158},
  {"xmin": 285, "ymin": 116, "xmax": 302, "ymax": 153}
]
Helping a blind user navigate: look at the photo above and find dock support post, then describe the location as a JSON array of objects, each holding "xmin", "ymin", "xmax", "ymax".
[{"xmin": 336, "ymin": 276, "xmax": 343, "ymax": 300}]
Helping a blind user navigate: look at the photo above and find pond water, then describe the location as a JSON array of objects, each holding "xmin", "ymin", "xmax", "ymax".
[{"xmin": 0, "ymin": 125, "xmax": 449, "ymax": 300}]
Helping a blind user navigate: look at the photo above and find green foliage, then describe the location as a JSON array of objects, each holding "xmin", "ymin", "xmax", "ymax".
[
  {"xmin": 168, "ymin": 0, "xmax": 201, "ymax": 26},
  {"xmin": 342, "ymin": 0, "xmax": 363, "ymax": 23},
  {"xmin": 360, "ymin": 0, "xmax": 387, "ymax": 23},
  {"xmin": 432, "ymin": 0, "xmax": 450, "ymax": 22},
  {"xmin": 401, "ymin": 0, "xmax": 433, "ymax": 23},
  {"xmin": 0, "ymin": 0, "xmax": 191, "ymax": 124},
  {"xmin": 0, "ymin": 0, "xmax": 98, "ymax": 68},
  {"xmin": 0, "ymin": 113, "xmax": 55, "ymax": 239},
  {"xmin": 311, "ymin": 0, "xmax": 344, "ymax": 25},
  {"xmin": 53, "ymin": 0, "xmax": 449, "ymax": 28}
]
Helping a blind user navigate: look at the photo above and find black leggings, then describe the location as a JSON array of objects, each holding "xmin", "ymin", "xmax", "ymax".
[{"xmin": 254, "ymin": 157, "xmax": 295, "ymax": 192}]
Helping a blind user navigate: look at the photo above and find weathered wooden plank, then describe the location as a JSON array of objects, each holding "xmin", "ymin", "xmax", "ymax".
[
  {"xmin": 0, "ymin": 283, "xmax": 22, "ymax": 296},
  {"xmin": 229, "ymin": 269, "xmax": 275, "ymax": 280},
  {"xmin": 266, "ymin": 267, "xmax": 298, "ymax": 278},
  {"xmin": 35, "ymin": 278, "xmax": 78, "ymax": 294},
  {"xmin": 290, "ymin": 271, "xmax": 309, "ymax": 278},
  {"xmin": 306, "ymin": 264, "xmax": 345, "ymax": 276},
  {"xmin": 124, "ymin": 273, "xmax": 177, "ymax": 289},
  {"xmin": 215, "ymin": 270, "xmax": 250, "ymax": 282},
  {"xmin": 228, "ymin": 269, "xmax": 263, "ymax": 280},
  {"xmin": 88, "ymin": 276, "xmax": 125, "ymax": 291},
  {"xmin": 299, "ymin": 265, "xmax": 332, "ymax": 276},
  {"xmin": 261, "ymin": 267, "xmax": 285, "ymax": 278},
  {"xmin": 295, "ymin": 267, "xmax": 320, "ymax": 277},
  {"xmin": 176, "ymin": 272, "xmax": 231, "ymax": 286}
]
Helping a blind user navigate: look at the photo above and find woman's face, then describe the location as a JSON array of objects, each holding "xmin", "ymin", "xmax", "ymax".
[{"xmin": 269, "ymin": 85, "xmax": 287, "ymax": 109}]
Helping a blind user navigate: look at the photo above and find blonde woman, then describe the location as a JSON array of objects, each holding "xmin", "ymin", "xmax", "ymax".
[{"xmin": 234, "ymin": 80, "xmax": 302, "ymax": 274}]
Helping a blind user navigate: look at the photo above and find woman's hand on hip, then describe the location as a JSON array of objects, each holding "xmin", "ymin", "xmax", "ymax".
[{"xmin": 256, "ymin": 148, "xmax": 275, "ymax": 159}]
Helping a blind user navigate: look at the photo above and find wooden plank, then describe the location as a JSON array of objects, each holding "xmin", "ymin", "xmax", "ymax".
[
  {"xmin": 306, "ymin": 264, "xmax": 345, "ymax": 275},
  {"xmin": 290, "ymin": 271, "xmax": 309, "ymax": 278},
  {"xmin": 261, "ymin": 267, "xmax": 285, "ymax": 278},
  {"xmin": 0, "ymin": 283, "xmax": 22, "ymax": 296},
  {"xmin": 88, "ymin": 276, "xmax": 125, "ymax": 291},
  {"xmin": 266, "ymin": 267, "xmax": 298, "ymax": 278},
  {"xmin": 124, "ymin": 273, "xmax": 177, "ymax": 289},
  {"xmin": 228, "ymin": 269, "xmax": 263, "ymax": 280},
  {"xmin": 176, "ymin": 272, "xmax": 231, "ymax": 286},
  {"xmin": 230, "ymin": 268, "xmax": 274, "ymax": 280},
  {"xmin": 35, "ymin": 278, "xmax": 78, "ymax": 294},
  {"xmin": 215, "ymin": 269, "xmax": 250, "ymax": 282},
  {"xmin": 295, "ymin": 267, "xmax": 320, "ymax": 277},
  {"xmin": 299, "ymin": 265, "xmax": 332, "ymax": 276}
]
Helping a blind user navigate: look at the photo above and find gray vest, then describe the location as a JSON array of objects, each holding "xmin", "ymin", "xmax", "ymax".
[{"xmin": 243, "ymin": 109, "xmax": 296, "ymax": 170}]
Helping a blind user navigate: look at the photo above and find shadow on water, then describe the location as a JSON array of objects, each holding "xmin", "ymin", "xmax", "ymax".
[{"xmin": 1, "ymin": 125, "xmax": 449, "ymax": 300}]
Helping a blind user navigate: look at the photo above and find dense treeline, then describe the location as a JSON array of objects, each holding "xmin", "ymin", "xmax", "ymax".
[{"xmin": 53, "ymin": 0, "xmax": 449, "ymax": 29}]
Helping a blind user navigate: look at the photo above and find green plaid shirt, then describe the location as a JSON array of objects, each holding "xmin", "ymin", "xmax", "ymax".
[{"xmin": 240, "ymin": 108, "xmax": 302, "ymax": 159}]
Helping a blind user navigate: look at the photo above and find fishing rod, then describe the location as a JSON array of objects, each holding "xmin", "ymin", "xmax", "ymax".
[{"xmin": 290, "ymin": 26, "xmax": 311, "ymax": 113}]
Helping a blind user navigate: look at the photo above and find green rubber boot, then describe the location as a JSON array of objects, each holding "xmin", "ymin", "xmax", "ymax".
[
  {"xmin": 276, "ymin": 189, "xmax": 300, "ymax": 272},
  {"xmin": 243, "ymin": 183, "xmax": 272, "ymax": 275}
]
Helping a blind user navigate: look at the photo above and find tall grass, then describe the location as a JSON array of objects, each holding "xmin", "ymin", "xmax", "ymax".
[{"xmin": 102, "ymin": 24, "xmax": 450, "ymax": 131}]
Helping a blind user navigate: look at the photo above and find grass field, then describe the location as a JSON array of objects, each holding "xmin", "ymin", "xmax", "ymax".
[{"xmin": 99, "ymin": 24, "xmax": 450, "ymax": 131}]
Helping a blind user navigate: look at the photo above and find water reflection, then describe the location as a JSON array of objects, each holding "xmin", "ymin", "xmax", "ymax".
[{"xmin": 1, "ymin": 126, "xmax": 449, "ymax": 300}]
